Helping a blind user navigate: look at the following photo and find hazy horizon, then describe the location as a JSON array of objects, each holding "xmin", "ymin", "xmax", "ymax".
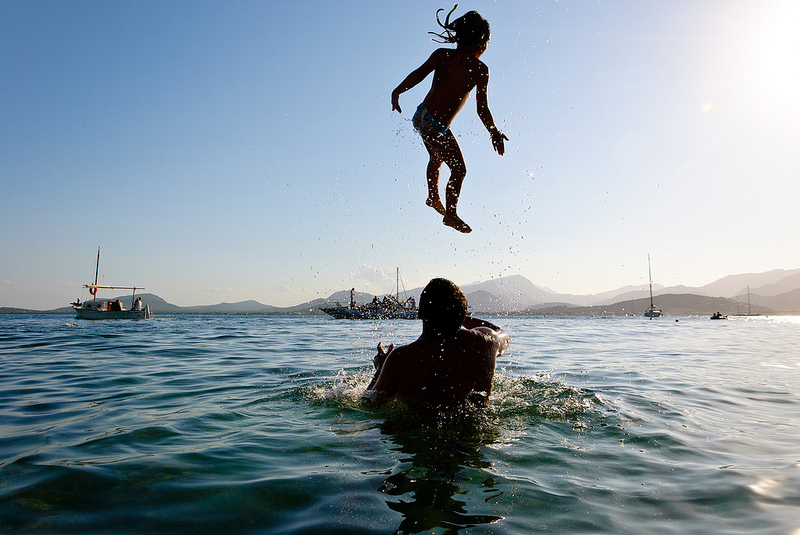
[
  {"xmin": 5, "ymin": 266, "xmax": 799, "ymax": 311},
  {"xmin": 3, "ymin": 1, "xmax": 799, "ymax": 310}
]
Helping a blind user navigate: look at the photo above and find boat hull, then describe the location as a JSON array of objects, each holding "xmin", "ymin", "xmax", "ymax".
[
  {"xmin": 644, "ymin": 305, "xmax": 663, "ymax": 318},
  {"xmin": 320, "ymin": 306, "xmax": 418, "ymax": 320},
  {"xmin": 74, "ymin": 305, "xmax": 152, "ymax": 320}
]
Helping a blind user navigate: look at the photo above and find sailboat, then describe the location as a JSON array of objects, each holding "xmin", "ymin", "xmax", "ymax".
[
  {"xmin": 733, "ymin": 286, "xmax": 760, "ymax": 317},
  {"xmin": 71, "ymin": 247, "xmax": 153, "ymax": 320},
  {"xmin": 644, "ymin": 254, "xmax": 663, "ymax": 318},
  {"xmin": 320, "ymin": 268, "xmax": 418, "ymax": 320}
]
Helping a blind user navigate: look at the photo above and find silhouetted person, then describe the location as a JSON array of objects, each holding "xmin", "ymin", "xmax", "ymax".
[{"xmin": 364, "ymin": 278, "xmax": 509, "ymax": 408}]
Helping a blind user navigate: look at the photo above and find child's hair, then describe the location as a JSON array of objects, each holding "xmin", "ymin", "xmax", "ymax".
[{"xmin": 429, "ymin": 5, "xmax": 490, "ymax": 47}]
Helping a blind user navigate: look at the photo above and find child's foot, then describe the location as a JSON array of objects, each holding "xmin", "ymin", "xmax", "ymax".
[
  {"xmin": 426, "ymin": 197, "xmax": 446, "ymax": 216},
  {"xmin": 443, "ymin": 213, "xmax": 472, "ymax": 233}
]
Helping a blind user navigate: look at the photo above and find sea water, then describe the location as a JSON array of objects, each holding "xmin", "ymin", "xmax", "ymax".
[{"xmin": 1, "ymin": 313, "xmax": 799, "ymax": 534}]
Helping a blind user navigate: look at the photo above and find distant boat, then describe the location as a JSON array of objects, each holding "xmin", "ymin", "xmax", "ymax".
[
  {"xmin": 644, "ymin": 254, "xmax": 663, "ymax": 318},
  {"xmin": 320, "ymin": 268, "xmax": 418, "ymax": 320},
  {"xmin": 71, "ymin": 247, "xmax": 152, "ymax": 320},
  {"xmin": 732, "ymin": 286, "xmax": 760, "ymax": 317},
  {"xmin": 710, "ymin": 311, "xmax": 727, "ymax": 320}
]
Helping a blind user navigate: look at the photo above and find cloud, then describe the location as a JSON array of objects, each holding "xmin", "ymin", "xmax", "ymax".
[
  {"xmin": 350, "ymin": 265, "xmax": 395, "ymax": 292},
  {"xmin": 203, "ymin": 288, "xmax": 232, "ymax": 293}
]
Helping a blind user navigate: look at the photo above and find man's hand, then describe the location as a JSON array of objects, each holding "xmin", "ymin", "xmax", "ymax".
[{"xmin": 373, "ymin": 341, "xmax": 394, "ymax": 370}]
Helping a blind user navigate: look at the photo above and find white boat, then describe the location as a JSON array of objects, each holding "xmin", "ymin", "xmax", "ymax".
[
  {"xmin": 644, "ymin": 254, "xmax": 663, "ymax": 318},
  {"xmin": 71, "ymin": 247, "xmax": 153, "ymax": 320}
]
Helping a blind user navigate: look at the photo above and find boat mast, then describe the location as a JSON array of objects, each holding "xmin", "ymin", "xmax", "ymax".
[
  {"xmin": 648, "ymin": 254, "xmax": 655, "ymax": 308},
  {"xmin": 396, "ymin": 268, "xmax": 400, "ymax": 301},
  {"xmin": 93, "ymin": 246, "xmax": 100, "ymax": 298}
]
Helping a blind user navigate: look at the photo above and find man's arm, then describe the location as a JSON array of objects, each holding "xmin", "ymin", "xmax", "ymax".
[
  {"xmin": 366, "ymin": 342, "xmax": 393, "ymax": 390},
  {"xmin": 475, "ymin": 70, "xmax": 508, "ymax": 156},
  {"xmin": 362, "ymin": 343, "xmax": 400, "ymax": 406},
  {"xmin": 462, "ymin": 316, "xmax": 510, "ymax": 355},
  {"xmin": 391, "ymin": 50, "xmax": 442, "ymax": 113}
]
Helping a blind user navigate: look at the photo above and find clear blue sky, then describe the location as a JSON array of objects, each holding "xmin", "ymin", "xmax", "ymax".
[{"xmin": 2, "ymin": 0, "xmax": 799, "ymax": 309}]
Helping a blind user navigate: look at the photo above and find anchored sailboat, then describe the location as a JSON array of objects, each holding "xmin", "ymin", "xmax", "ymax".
[
  {"xmin": 644, "ymin": 254, "xmax": 663, "ymax": 318},
  {"xmin": 733, "ymin": 286, "xmax": 760, "ymax": 317},
  {"xmin": 71, "ymin": 247, "xmax": 152, "ymax": 320}
]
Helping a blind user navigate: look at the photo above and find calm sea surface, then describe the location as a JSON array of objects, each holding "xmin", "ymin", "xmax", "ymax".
[{"xmin": 1, "ymin": 313, "xmax": 799, "ymax": 534}]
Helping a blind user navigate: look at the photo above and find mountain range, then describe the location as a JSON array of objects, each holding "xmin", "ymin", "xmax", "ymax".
[{"xmin": 4, "ymin": 268, "xmax": 800, "ymax": 316}]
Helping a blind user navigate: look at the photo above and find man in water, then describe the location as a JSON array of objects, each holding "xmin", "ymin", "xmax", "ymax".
[{"xmin": 363, "ymin": 278, "xmax": 510, "ymax": 408}]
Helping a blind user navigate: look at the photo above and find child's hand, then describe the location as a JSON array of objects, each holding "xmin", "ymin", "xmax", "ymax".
[
  {"xmin": 391, "ymin": 91, "xmax": 402, "ymax": 113},
  {"xmin": 491, "ymin": 130, "xmax": 508, "ymax": 156}
]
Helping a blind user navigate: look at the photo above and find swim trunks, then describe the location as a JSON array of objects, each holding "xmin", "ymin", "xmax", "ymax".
[{"xmin": 412, "ymin": 104, "xmax": 449, "ymax": 137}]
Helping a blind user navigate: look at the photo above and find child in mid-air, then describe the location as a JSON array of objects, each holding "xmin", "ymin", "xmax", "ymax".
[{"xmin": 392, "ymin": 5, "xmax": 507, "ymax": 234}]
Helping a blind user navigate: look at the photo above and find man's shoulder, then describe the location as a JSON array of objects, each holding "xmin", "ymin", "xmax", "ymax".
[
  {"xmin": 457, "ymin": 327, "xmax": 495, "ymax": 343},
  {"xmin": 463, "ymin": 326, "xmax": 508, "ymax": 348},
  {"xmin": 384, "ymin": 340, "xmax": 421, "ymax": 361}
]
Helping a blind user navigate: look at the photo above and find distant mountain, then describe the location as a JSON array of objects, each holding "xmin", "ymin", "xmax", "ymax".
[
  {"xmin": 524, "ymin": 294, "xmax": 776, "ymax": 317},
  {"xmin": 463, "ymin": 290, "xmax": 506, "ymax": 314},
  {"xmin": 5, "ymin": 268, "xmax": 800, "ymax": 316},
  {"xmin": 730, "ymin": 289, "xmax": 800, "ymax": 315},
  {"xmin": 0, "ymin": 307, "xmax": 65, "ymax": 314},
  {"xmin": 589, "ymin": 285, "xmax": 654, "ymax": 305},
  {"xmin": 460, "ymin": 269, "xmax": 800, "ymax": 315},
  {"xmin": 461, "ymin": 275, "xmax": 567, "ymax": 310},
  {"xmin": 747, "ymin": 271, "xmax": 800, "ymax": 297},
  {"xmin": 179, "ymin": 300, "xmax": 280, "ymax": 314},
  {"xmin": 593, "ymin": 286, "xmax": 665, "ymax": 306},
  {"xmin": 691, "ymin": 269, "xmax": 800, "ymax": 298},
  {"xmin": 326, "ymin": 289, "xmax": 384, "ymax": 305},
  {"xmin": 170, "ymin": 298, "xmax": 329, "ymax": 315}
]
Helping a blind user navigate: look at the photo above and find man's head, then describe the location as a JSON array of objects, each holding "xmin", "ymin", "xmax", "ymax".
[{"xmin": 418, "ymin": 278, "xmax": 468, "ymax": 336}]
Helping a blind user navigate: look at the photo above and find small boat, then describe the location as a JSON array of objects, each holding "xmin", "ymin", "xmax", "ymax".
[
  {"xmin": 710, "ymin": 312, "xmax": 727, "ymax": 320},
  {"xmin": 320, "ymin": 268, "xmax": 418, "ymax": 320},
  {"xmin": 71, "ymin": 247, "xmax": 152, "ymax": 320},
  {"xmin": 644, "ymin": 254, "xmax": 663, "ymax": 318}
]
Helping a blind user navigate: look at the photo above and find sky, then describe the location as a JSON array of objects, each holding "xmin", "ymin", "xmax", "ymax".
[{"xmin": 2, "ymin": 0, "xmax": 799, "ymax": 310}]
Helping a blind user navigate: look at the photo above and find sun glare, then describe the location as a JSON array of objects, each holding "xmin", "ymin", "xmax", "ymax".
[{"xmin": 758, "ymin": 2, "xmax": 800, "ymax": 112}]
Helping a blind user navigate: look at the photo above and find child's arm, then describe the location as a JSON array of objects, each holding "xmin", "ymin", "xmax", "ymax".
[
  {"xmin": 476, "ymin": 71, "xmax": 508, "ymax": 155},
  {"xmin": 391, "ymin": 50, "xmax": 442, "ymax": 113}
]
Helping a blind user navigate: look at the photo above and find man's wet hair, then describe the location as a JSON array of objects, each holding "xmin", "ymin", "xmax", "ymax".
[
  {"xmin": 418, "ymin": 278, "xmax": 468, "ymax": 336},
  {"xmin": 429, "ymin": 5, "xmax": 491, "ymax": 48}
]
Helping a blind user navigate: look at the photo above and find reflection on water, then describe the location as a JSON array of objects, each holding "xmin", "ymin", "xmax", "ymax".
[
  {"xmin": 376, "ymin": 411, "xmax": 503, "ymax": 534},
  {"xmin": 358, "ymin": 373, "xmax": 600, "ymax": 534}
]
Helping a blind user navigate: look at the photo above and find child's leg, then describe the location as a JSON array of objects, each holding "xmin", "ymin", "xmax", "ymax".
[
  {"xmin": 422, "ymin": 142, "xmax": 446, "ymax": 215},
  {"xmin": 424, "ymin": 131, "xmax": 470, "ymax": 233}
]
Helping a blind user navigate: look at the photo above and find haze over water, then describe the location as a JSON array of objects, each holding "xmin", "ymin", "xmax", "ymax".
[{"xmin": 1, "ymin": 313, "xmax": 799, "ymax": 533}]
